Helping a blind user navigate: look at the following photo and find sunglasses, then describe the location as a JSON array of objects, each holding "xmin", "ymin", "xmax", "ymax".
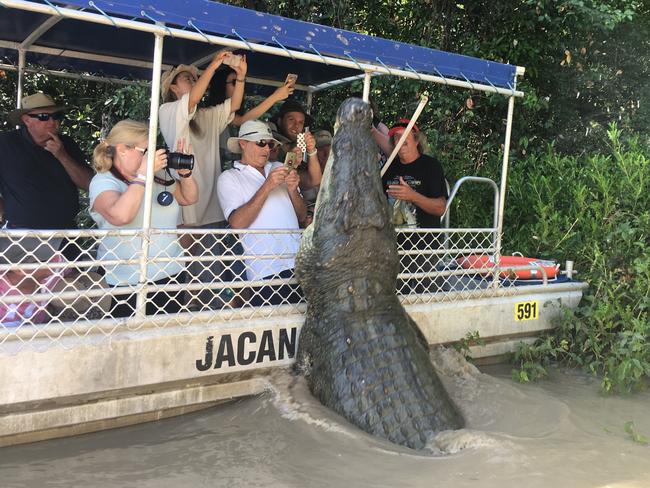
[
  {"xmin": 26, "ymin": 112, "xmax": 65, "ymax": 122},
  {"xmin": 126, "ymin": 145, "xmax": 148, "ymax": 155},
  {"xmin": 226, "ymin": 79, "xmax": 237, "ymax": 86},
  {"xmin": 254, "ymin": 140, "xmax": 278, "ymax": 149}
]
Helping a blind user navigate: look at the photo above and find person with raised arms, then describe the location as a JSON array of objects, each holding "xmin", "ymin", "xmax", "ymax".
[{"xmin": 158, "ymin": 51, "xmax": 246, "ymax": 309}]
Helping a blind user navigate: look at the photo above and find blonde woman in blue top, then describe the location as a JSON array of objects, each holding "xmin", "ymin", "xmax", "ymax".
[{"xmin": 90, "ymin": 120, "xmax": 198, "ymax": 317}]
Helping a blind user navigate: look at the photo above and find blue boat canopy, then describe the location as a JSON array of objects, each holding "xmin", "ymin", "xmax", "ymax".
[{"xmin": 0, "ymin": 0, "xmax": 519, "ymax": 93}]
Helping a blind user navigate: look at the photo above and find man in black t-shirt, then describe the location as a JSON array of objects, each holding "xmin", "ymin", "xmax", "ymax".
[
  {"xmin": 381, "ymin": 118, "xmax": 448, "ymax": 294},
  {"xmin": 0, "ymin": 93, "xmax": 93, "ymax": 260},
  {"xmin": 382, "ymin": 118, "xmax": 447, "ymax": 228}
]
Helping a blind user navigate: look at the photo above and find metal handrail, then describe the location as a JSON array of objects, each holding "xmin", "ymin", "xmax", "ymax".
[{"xmin": 442, "ymin": 176, "xmax": 500, "ymax": 229}]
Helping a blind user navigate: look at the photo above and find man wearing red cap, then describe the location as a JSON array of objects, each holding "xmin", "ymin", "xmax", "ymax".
[
  {"xmin": 382, "ymin": 119, "xmax": 447, "ymax": 293},
  {"xmin": 382, "ymin": 119, "xmax": 447, "ymax": 229}
]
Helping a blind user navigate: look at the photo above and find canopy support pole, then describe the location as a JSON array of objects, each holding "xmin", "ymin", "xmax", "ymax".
[
  {"xmin": 493, "ymin": 95, "xmax": 516, "ymax": 287},
  {"xmin": 306, "ymin": 90, "xmax": 313, "ymax": 115},
  {"xmin": 362, "ymin": 71, "xmax": 371, "ymax": 102},
  {"xmin": 135, "ymin": 32, "xmax": 164, "ymax": 320},
  {"xmin": 16, "ymin": 49, "xmax": 25, "ymax": 111}
]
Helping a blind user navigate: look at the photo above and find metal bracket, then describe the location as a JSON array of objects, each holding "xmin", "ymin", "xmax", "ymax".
[
  {"xmin": 232, "ymin": 29, "xmax": 254, "ymax": 51},
  {"xmin": 433, "ymin": 67, "xmax": 449, "ymax": 86},
  {"xmin": 88, "ymin": 1, "xmax": 118, "ymax": 28},
  {"xmin": 141, "ymin": 11, "xmax": 173, "ymax": 37},
  {"xmin": 405, "ymin": 62, "xmax": 423, "ymax": 81},
  {"xmin": 459, "ymin": 72, "xmax": 475, "ymax": 91},
  {"xmin": 344, "ymin": 52, "xmax": 363, "ymax": 71},
  {"xmin": 374, "ymin": 56, "xmax": 393, "ymax": 75},
  {"xmin": 188, "ymin": 20, "xmax": 212, "ymax": 44},
  {"xmin": 272, "ymin": 36, "xmax": 295, "ymax": 59},
  {"xmin": 309, "ymin": 43, "xmax": 329, "ymax": 65}
]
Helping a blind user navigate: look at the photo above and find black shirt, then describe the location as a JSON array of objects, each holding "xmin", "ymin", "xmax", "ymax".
[
  {"xmin": 0, "ymin": 127, "xmax": 86, "ymax": 229},
  {"xmin": 382, "ymin": 153, "xmax": 447, "ymax": 228}
]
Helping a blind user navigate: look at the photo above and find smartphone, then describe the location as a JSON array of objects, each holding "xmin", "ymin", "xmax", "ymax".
[
  {"xmin": 285, "ymin": 73, "xmax": 298, "ymax": 87},
  {"xmin": 284, "ymin": 150, "xmax": 298, "ymax": 171},
  {"xmin": 223, "ymin": 53, "xmax": 242, "ymax": 67}
]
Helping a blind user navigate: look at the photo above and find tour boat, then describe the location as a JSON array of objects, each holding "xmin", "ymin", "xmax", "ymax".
[{"xmin": 0, "ymin": 0, "xmax": 586, "ymax": 446}]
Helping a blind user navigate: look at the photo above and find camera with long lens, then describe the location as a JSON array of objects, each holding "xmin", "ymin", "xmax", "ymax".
[{"xmin": 160, "ymin": 148, "xmax": 194, "ymax": 171}]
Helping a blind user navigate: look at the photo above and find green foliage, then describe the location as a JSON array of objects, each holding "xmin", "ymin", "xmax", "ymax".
[
  {"xmin": 511, "ymin": 335, "xmax": 561, "ymax": 383},
  {"xmin": 624, "ymin": 420, "xmax": 649, "ymax": 445},
  {"xmin": 102, "ymin": 85, "xmax": 153, "ymax": 129},
  {"xmin": 510, "ymin": 126, "xmax": 650, "ymax": 393},
  {"xmin": 452, "ymin": 330, "xmax": 485, "ymax": 360}
]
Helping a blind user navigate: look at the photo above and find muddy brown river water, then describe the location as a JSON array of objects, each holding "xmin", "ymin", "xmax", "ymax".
[{"xmin": 1, "ymin": 351, "xmax": 649, "ymax": 487}]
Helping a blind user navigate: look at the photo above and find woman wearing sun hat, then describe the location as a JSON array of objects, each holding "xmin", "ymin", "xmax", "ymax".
[
  {"xmin": 158, "ymin": 51, "xmax": 248, "ymax": 309},
  {"xmin": 159, "ymin": 51, "xmax": 246, "ymax": 228}
]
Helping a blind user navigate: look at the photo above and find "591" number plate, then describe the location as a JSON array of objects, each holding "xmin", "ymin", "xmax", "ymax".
[{"xmin": 515, "ymin": 301, "xmax": 539, "ymax": 321}]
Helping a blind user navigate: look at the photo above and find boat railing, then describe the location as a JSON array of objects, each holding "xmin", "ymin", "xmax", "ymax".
[
  {"xmin": 0, "ymin": 226, "xmax": 556, "ymax": 352},
  {"xmin": 442, "ymin": 176, "xmax": 500, "ymax": 230}
]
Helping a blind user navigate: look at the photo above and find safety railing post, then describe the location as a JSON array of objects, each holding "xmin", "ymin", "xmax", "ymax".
[{"xmin": 135, "ymin": 32, "xmax": 164, "ymax": 320}]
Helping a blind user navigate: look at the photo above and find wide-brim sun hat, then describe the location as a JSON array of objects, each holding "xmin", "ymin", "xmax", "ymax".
[
  {"xmin": 161, "ymin": 64, "xmax": 199, "ymax": 100},
  {"xmin": 227, "ymin": 120, "xmax": 280, "ymax": 154},
  {"xmin": 8, "ymin": 93, "xmax": 67, "ymax": 126}
]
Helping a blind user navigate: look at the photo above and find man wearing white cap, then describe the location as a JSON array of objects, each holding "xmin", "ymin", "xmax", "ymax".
[
  {"xmin": 217, "ymin": 120, "xmax": 305, "ymax": 306},
  {"xmin": 0, "ymin": 93, "xmax": 92, "ymax": 263}
]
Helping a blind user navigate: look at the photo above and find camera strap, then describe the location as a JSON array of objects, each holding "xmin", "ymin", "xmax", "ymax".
[
  {"xmin": 111, "ymin": 166, "xmax": 175, "ymax": 206},
  {"xmin": 111, "ymin": 165, "xmax": 176, "ymax": 190},
  {"xmin": 109, "ymin": 166, "xmax": 130, "ymax": 184},
  {"xmin": 154, "ymin": 168, "xmax": 176, "ymax": 187}
]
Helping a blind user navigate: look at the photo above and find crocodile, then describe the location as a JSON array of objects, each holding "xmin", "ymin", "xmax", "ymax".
[{"xmin": 295, "ymin": 98, "xmax": 463, "ymax": 450}]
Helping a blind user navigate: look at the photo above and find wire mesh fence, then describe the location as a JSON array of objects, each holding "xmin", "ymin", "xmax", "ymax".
[{"xmin": 0, "ymin": 226, "xmax": 550, "ymax": 352}]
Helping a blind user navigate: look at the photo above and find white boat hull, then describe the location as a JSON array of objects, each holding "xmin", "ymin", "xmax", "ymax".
[{"xmin": 0, "ymin": 281, "xmax": 586, "ymax": 446}]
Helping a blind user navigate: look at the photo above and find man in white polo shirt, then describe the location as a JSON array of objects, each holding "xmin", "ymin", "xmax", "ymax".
[{"xmin": 217, "ymin": 120, "xmax": 305, "ymax": 306}]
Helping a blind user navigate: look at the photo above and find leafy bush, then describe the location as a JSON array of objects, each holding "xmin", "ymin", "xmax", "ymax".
[{"xmin": 510, "ymin": 125, "xmax": 650, "ymax": 393}]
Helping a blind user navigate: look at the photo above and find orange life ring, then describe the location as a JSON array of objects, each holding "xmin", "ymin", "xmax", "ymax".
[{"xmin": 456, "ymin": 255, "xmax": 559, "ymax": 280}]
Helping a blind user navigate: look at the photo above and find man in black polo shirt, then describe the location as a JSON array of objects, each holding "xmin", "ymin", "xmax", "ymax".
[{"xmin": 0, "ymin": 92, "xmax": 93, "ymax": 259}]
